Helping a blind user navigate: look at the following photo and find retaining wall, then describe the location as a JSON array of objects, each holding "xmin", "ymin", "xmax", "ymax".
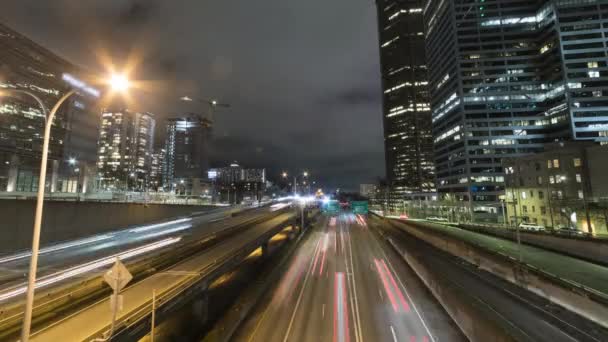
[
  {"xmin": 459, "ymin": 223, "xmax": 608, "ymax": 266},
  {"xmin": 389, "ymin": 219, "xmax": 608, "ymax": 329},
  {"xmin": 383, "ymin": 234, "xmax": 516, "ymax": 342},
  {"xmin": 0, "ymin": 199, "xmax": 211, "ymax": 253}
]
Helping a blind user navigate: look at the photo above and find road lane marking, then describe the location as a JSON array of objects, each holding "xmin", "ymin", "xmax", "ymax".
[
  {"xmin": 334, "ymin": 272, "xmax": 350, "ymax": 342},
  {"xmin": 371, "ymin": 233, "xmax": 436, "ymax": 342},
  {"xmin": 282, "ymin": 233, "xmax": 319, "ymax": 342},
  {"xmin": 375, "ymin": 259, "xmax": 399, "ymax": 312},
  {"xmin": 322, "ymin": 303, "xmax": 326, "ymax": 318},
  {"xmin": 345, "ymin": 227, "xmax": 363, "ymax": 342},
  {"xmin": 319, "ymin": 234, "xmax": 329, "ymax": 276},
  {"xmin": 311, "ymin": 238, "xmax": 323, "ymax": 275},
  {"xmin": 390, "ymin": 325, "xmax": 398, "ymax": 342},
  {"xmin": 381, "ymin": 259, "xmax": 410, "ymax": 312}
]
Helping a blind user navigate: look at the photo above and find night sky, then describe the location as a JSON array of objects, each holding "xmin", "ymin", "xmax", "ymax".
[{"xmin": 2, "ymin": 0, "xmax": 385, "ymax": 191}]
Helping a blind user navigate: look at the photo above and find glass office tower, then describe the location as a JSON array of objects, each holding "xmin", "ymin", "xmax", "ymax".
[
  {"xmin": 424, "ymin": 0, "xmax": 608, "ymax": 216},
  {"xmin": 376, "ymin": 0, "xmax": 436, "ymax": 203}
]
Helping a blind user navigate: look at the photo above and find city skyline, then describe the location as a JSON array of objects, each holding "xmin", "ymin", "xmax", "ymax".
[
  {"xmin": 3, "ymin": 3, "xmax": 608, "ymax": 342},
  {"xmin": 1, "ymin": 1, "xmax": 385, "ymax": 191}
]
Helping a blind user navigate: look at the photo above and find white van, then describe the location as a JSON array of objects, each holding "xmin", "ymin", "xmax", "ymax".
[{"xmin": 518, "ymin": 222, "xmax": 545, "ymax": 232}]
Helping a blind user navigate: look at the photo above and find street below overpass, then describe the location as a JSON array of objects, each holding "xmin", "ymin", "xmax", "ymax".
[{"xmin": 234, "ymin": 212, "xmax": 464, "ymax": 342}]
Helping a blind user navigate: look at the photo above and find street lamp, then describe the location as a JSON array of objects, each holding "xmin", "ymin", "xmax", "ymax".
[
  {"xmin": 8, "ymin": 72, "xmax": 130, "ymax": 342},
  {"xmin": 281, "ymin": 170, "xmax": 311, "ymax": 196},
  {"xmin": 109, "ymin": 73, "xmax": 129, "ymax": 92},
  {"xmin": 179, "ymin": 95, "xmax": 230, "ymax": 122}
]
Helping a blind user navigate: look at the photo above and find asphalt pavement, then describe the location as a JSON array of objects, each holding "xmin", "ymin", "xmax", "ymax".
[
  {"xmin": 0, "ymin": 206, "xmax": 242, "ymax": 290},
  {"xmin": 28, "ymin": 212, "xmax": 294, "ymax": 341},
  {"xmin": 235, "ymin": 212, "xmax": 464, "ymax": 342}
]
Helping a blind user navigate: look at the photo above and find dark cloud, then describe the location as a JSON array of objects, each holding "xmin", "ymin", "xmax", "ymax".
[
  {"xmin": 320, "ymin": 85, "xmax": 383, "ymax": 108},
  {"xmin": 120, "ymin": 1, "xmax": 157, "ymax": 26},
  {"xmin": 1, "ymin": 0, "xmax": 385, "ymax": 191}
]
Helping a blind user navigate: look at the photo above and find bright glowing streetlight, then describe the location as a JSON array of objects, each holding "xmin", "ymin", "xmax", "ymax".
[
  {"xmin": 68, "ymin": 158, "xmax": 77, "ymax": 166},
  {"xmin": 109, "ymin": 73, "xmax": 130, "ymax": 92},
  {"xmin": 16, "ymin": 72, "xmax": 130, "ymax": 342}
]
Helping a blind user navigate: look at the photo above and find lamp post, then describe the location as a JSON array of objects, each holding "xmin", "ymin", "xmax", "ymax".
[
  {"xmin": 179, "ymin": 96, "xmax": 230, "ymax": 123},
  {"xmin": 2, "ymin": 88, "xmax": 74, "ymax": 341},
  {"xmin": 7, "ymin": 72, "xmax": 130, "ymax": 342},
  {"xmin": 282, "ymin": 170, "xmax": 309, "ymax": 196}
]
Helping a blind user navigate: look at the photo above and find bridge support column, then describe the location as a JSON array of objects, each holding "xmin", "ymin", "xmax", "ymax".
[
  {"xmin": 288, "ymin": 225, "xmax": 298, "ymax": 240},
  {"xmin": 192, "ymin": 292, "xmax": 209, "ymax": 324},
  {"xmin": 261, "ymin": 240, "xmax": 270, "ymax": 258}
]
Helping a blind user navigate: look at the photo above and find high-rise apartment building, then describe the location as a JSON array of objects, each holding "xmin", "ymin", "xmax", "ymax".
[
  {"xmin": 164, "ymin": 114, "xmax": 212, "ymax": 190},
  {"xmin": 149, "ymin": 147, "xmax": 166, "ymax": 191},
  {"xmin": 96, "ymin": 109, "xmax": 155, "ymax": 191},
  {"xmin": 0, "ymin": 23, "xmax": 100, "ymax": 193},
  {"xmin": 424, "ymin": 0, "xmax": 608, "ymax": 215},
  {"xmin": 375, "ymin": 0, "xmax": 436, "ymax": 200}
]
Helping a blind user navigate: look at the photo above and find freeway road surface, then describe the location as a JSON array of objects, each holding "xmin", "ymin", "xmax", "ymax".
[
  {"xmin": 235, "ymin": 212, "xmax": 464, "ymax": 342},
  {"xmin": 27, "ymin": 211, "xmax": 294, "ymax": 341},
  {"xmin": 0, "ymin": 206, "xmax": 246, "ymax": 290}
]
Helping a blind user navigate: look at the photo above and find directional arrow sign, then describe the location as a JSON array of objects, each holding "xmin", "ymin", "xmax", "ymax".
[{"xmin": 104, "ymin": 258, "xmax": 133, "ymax": 292}]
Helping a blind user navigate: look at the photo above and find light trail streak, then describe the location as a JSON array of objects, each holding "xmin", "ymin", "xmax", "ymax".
[
  {"xmin": 270, "ymin": 203, "xmax": 291, "ymax": 211},
  {"xmin": 374, "ymin": 259, "xmax": 399, "ymax": 312},
  {"xmin": 0, "ymin": 234, "xmax": 114, "ymax": 264},
  {"xmin": 128, "ymin": 218, "xmax": 191, "ymax": 233},
  {"xmin": 319, "ymin": 233, "xmax": 329, "ymax": 276},
  {"xmin": 0, "ymin": 237, "xmax": 181, "ymax": 303},
  {"xmin": 311, "ymin": 239, "xmax": 323, "ymax": 275},
  {"xmin": 381, "ymin": 259, "xmax": 410, "ymax": 312},
  {"xmin": 139, "ymin": 224, "xmax": 192, "ymax": 239},
  {"xmin": 333, "ymin": 272, "xmax": 350, "ymax": 342}
]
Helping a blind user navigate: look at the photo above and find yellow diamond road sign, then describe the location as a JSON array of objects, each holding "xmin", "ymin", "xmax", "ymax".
[{"xmin": 104, "ymin": 259, "xmax": 133, "ymax": 292}]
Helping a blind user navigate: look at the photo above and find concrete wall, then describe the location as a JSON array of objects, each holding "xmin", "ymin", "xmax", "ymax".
[
  {"xmin": 459, "ymin": 223, "xmax": 608, "ymax": 266},
  {"xmin": 392, "ymin": 219, "xmax": 608, "ymax": 329},
  {"xmin": 0, "ymin": 199, "xmax": 211, "ymax": 253},
  {"xmin": 383, "ymin": 235, "xmax": 516, "ymax": 342}
]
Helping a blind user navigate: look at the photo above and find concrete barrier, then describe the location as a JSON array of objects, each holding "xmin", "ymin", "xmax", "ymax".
[
  {"xmin": 380, "ymin": 233, "xmax": 516, "ymax": 342},
  {"xmin": 458, "ymin": 223, "xmax": 608, "ymax": 266},
  {"xmin": 390, "ymin": 219, "xmax": 608, "ymax": 330},
  {"xmin": 0, "ymin": 199, "xmax": 212, "ymax": 254}
]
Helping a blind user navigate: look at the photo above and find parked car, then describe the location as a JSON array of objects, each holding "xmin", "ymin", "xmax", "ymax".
[
  {"xmin": 555, "ymin": 226, "xmax": 585, "ymax": 237},
  {"xmin": 518, "ymin": 223, "xmax": 546, "ymax": 232},
  {"xmin": 426, "ymin": 216, "xmax": 449, "ymax": 223}
]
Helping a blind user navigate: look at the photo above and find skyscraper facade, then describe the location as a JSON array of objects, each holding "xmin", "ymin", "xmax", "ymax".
[
  {"xmin": 164, "ymin": 114, "xmax": 212, "ymax": 190},
  {"xmin": 149, "ymin": 147, "xmax": 166, "ymax": 191},
  {"xmin": 424, "ymin": 0, "xmax": 608, "ymax": 214},
  {"xmin": 375, "ymin": 0, "xmax": 436, "ymax": 201},
  {"xmin": 0, "ymin": 23, "xmax": 100, "ymax": 193},
  {"xmin": 96, "ymin": 109, "xmax": 155, "ymax": 191}
]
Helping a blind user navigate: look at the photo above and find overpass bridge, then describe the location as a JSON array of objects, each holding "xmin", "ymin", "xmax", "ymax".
[{"xmin": 0, "ymin": 203, "xmax": 309, "ymax": 341}]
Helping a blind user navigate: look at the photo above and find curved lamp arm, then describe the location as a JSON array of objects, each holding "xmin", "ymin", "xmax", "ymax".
[
  {"xmin": 1, "ymin": 88, "xmax": 49, "ymax": 118},
  {"xmin": 20, "ymin": 88, "xmax": 76, "ymax": 342}
]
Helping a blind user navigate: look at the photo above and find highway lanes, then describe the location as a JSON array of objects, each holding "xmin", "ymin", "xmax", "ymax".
[
  {"xmin": 0, "ymin": 206, "xmax": 243, "ymax": 290},
  {"xmin": 237, "ymin": 212, "xmax": 463, "ymax": 342},
  {"xmin": 28, "ymin": 211, "xmax": 294, "ymax": 341}
]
